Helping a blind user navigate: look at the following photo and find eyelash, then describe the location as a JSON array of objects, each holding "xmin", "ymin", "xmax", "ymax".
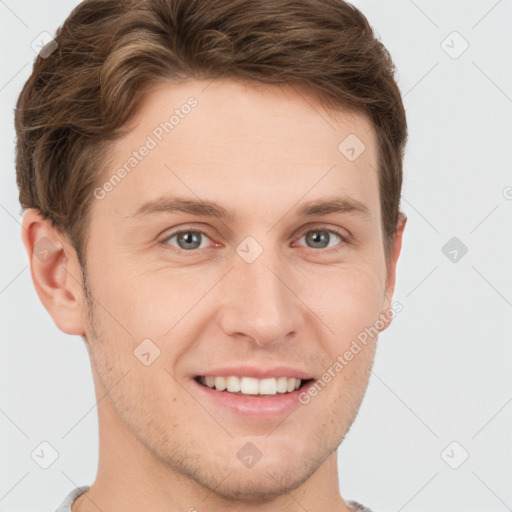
[{"xmin": 158, "ymin": 225, "xmax": 351, "ymax": 255}]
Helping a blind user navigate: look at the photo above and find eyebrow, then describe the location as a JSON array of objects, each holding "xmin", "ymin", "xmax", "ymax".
[
  {"xmin": 297, "ymin": 197, "xmax": 371, "ymax": 220},
  {"xmin": 127, "ymin": 195, "xmax": 371, "ymax": 222}
]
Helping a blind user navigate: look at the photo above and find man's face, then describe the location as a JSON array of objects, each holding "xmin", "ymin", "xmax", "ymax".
[{"xmin": 81, "ymin": 79, "xmax": 398, "ymax": 499}]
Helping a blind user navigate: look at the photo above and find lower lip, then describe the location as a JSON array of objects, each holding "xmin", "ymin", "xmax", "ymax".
[{"xmin": 191, "ymin": 378, "xmax": 315, "ymax": 419}]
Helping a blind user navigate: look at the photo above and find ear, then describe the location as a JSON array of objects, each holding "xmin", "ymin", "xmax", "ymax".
[
  {"xmin": 378, "ymin": 212, "xmax": 407, "ymax": 331},
  {"xmin": 21, "ymin": 208, "xmax": 86, "ymax": 336}
]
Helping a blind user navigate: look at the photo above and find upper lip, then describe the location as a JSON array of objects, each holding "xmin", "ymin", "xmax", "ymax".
[{"xmin": 193, "ymin": 366, "xmax": 315, "ymax": 380}]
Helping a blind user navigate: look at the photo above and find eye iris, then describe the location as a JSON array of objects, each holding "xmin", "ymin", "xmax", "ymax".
[
  {"xmin": 306, "ymin": 230, "xmax": 330, "ymax": 249},
  {"xmin": 177, "ymin": 231, "xmax": 202, "ymax": 250}
]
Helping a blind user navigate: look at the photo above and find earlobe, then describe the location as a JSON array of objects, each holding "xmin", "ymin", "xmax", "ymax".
[{"xmin": 21, "ymin": 208, "xmax": 86, "ymax": 336}]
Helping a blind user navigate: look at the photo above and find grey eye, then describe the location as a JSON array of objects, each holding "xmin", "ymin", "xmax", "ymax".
[
  {"xmin": 301, "ymin": 230, "xmax": 342, "ymax": 249},
  {"xmin": 166, "ymin": 231, "xmax": 208, "ymax": 250}
]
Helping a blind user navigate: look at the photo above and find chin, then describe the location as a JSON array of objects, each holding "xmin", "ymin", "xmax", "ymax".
[
  {"xmin": 156, "ymin": 442, "xmax": 319, "ymax": 503},
  {"xmin": 195, "ymin": 463, "xmax": 313, "ymax": 503}
]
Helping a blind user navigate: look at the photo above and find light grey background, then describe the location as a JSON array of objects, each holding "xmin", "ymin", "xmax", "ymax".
[{"xmin": 1, "ymin": 1, "xmax": 511, "ymax": 511}]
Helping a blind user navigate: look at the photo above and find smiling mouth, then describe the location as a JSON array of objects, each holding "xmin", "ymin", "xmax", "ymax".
[{"xmin": 194, "ymin": 375, "xmax": 314, "ymax": 396}]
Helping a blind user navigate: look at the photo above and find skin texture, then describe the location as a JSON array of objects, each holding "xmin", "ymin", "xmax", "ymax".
[{"xmin": 21, "ymin": 79, "xmax": 406, "ymax": 512}]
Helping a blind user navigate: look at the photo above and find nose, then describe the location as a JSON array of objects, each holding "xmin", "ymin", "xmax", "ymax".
[{"xmin": 218, "ymin": 243, "xmax": 304, "ymax": 348}]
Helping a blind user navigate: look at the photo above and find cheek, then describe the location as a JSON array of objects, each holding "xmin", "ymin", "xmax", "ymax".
[
  {"xmin": 303, "ymin": 266, "xmax": 382, "ymax": 411},
  {"xmin": 305, "ymin": 264, "xmax": 385, "ymax": 343},
  {"xmin": 85, "ymin": 248, "xmax": 193, "ymax": 339}
]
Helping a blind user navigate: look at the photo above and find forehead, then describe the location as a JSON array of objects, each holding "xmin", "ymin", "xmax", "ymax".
[
  {"xmin": 123, "ymin": 78, "xmax": 376, "ymax": 149},
  {"xmin": 94, "ymin": 78, "xmax": 379, "ymax": 225}
]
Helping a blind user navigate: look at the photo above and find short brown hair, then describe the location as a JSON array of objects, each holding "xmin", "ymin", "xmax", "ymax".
[{"xmin": 15, "ymin": 0, "xmax": 407, "ymax": 269}]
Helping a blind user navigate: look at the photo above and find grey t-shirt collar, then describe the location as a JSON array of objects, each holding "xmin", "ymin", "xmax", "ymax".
[{"xmin": 55, "ymin": 486, "xmax": 375, "ymax": 512}]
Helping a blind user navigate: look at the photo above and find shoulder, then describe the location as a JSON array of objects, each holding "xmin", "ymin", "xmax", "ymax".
[
  {"xmin": 54, "ymin": 486, "xmax": 90, "ymax": 512},
  {"xmin": 347, "ymin": 499, "xmax": 376, "ymax": 512}
]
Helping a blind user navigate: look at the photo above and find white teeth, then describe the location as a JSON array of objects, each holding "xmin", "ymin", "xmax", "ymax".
[
  {"xmin": 259, "ymin": 378, "xmax": 277, "ymax": 395},
  {"xmin": 276, "ymin": 376, "xmax": 288, "ymax": 393},
  {"xmin": 199, "ymin": 375, "xmax": 305, "ymax": 395},
  {"xmin": 226, "ymin": 376, "xmax": 241, "ymax": 392},
  {"xmin": 214, "ymin": 376, "xmax": 227, "ymax": 391},
  {"xmin": 240, "ymin": 377, "xmax": 259, "ymax": 394}
]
